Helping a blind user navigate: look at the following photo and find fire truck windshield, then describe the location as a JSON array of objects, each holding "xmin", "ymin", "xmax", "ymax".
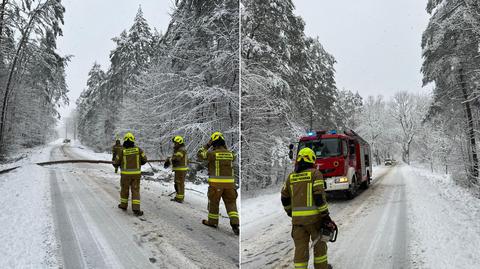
[{"xmin": 298, "ymin": 138, "xmax": 342, "ymax": 158}]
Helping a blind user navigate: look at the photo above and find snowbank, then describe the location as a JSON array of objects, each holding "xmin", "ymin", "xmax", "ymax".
[
  {"xmin": 0, "ymin": 163, "xmax": 58, "ymax": 267},
  {"xmin": 403, "ymin": 166, "xmax": 480, "ymax": 269}
]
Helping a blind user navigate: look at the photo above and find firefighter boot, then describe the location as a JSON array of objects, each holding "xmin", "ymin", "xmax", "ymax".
[
  {"xmin": 133, "ymin": 209, "xmax": 144, "ymax": 216},
  {"xmin": 118, "ymin": 204, "xmax": 127, "ymax": 211},
  {"xmin": 232, "ymin": 224, "xmax": 239, "ymax": 236},
  {"xmin": 202, "ymin": 219, "xmax": 218, "ymax": 228},
  {"xmin": 114, "ymin": 166, "xmax": 118, "ymax": 173}
]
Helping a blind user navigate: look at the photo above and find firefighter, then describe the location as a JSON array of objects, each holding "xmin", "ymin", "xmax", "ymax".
[
  {"xmin": 164, "ymin": 135, "xmax": 188, "ymax": 203},
  {"xmin": 197, "ymin": 132, "xmax": 239, "ymax": 235},
  {"xmin": 111, "ymin": 138, "xmax": 123, "ymax": 173},
  {"xmin": 281, "ymin": 147, "xmax": 336, "ymax": 269},
  {"xmin": 114, "ymin": 132, "xmax": 147, "ymax": 216}
]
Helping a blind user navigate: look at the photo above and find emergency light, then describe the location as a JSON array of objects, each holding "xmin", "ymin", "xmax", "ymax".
[
  {"xmin": 307, "ymin": 131, "xmax": 315, "ymax": 136},
  {"xmin": 328, "ymin": 130, "xmax": 337, "ymax": 134}
]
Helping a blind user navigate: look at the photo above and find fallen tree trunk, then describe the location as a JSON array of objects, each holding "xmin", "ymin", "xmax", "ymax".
[
  {"xmin": 0, "ymin": 166, "xmax": 20, "ymax": 174},
  {"xmin": 0, "ymin": 159, "xmax": 202, "ymax": 174}
]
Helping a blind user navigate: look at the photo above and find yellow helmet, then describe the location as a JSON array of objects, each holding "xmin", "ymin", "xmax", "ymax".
[
  {"xmin": 172, "ymin": 135, "xmax": 184, "ymax": 144},
  {"xmin": 124, "ymin": 132, "xmax": 135, "ymax": 142},
  {"xmin": 297, "ymin": 147, "xmax": 316, "ymax": 164},
  {"xmin": 210, "ymin": 132, "xmax": 224, "ymax": 141}
]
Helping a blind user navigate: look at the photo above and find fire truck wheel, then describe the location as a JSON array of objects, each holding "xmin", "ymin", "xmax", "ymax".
[
  {"xmin": 361, "ymin": 172, "xmax": 371, "ymax": 189},
  {"xmin": 345, "ymin": 176, "xmax": 358, "ymax": 199}
]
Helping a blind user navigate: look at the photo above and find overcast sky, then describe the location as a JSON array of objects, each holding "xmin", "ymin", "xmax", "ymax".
[
  {"xmin": 57, "ymin": 0, "xmax": 174, "ymax": 119},
  {"xmin": 293, "ymin": 0, "xmax": 432, "ymax": 99}
]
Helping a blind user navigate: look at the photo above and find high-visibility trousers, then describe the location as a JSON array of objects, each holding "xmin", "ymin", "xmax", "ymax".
[
  {"xmin": 292, "ymin": 222, "xmax": 328, "ymax": 269},
  {"xmin": 119, "ymin": 174, "xmax": 141, "ymax": 211},
  {"xmin": 206, "ymin": 186, "xmax": 239, "ymax": 226},
  {"xmin": 174, "ymin": 171, "xmax": 186, "ymax": 201}
]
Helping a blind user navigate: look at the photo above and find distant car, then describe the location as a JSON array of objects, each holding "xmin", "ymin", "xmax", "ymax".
[
  {"xmin": 63, "ymin": 139, "xmax": 71, "ymax": 143},
  {"xmin": 384, "ymin": 159, "xmax": 393, "ymax": 166}
]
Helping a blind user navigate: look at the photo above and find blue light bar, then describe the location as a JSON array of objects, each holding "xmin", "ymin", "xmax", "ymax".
[
  {"xmin": 307, "ymin": 131, "xmax": 315, "ymax": 136},
  {"xmin": 328, "ymin": 130, "xmax": 337, "ymax": 134}
]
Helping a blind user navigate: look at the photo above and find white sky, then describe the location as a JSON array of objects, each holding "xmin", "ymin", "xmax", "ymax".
[
  {"xmin": 293, "ymin": 0, "xmax": 433, "ymax": 99},
  {"xmin": 57, "ymin": 0, "xmax": 174, "ymax": 119}
]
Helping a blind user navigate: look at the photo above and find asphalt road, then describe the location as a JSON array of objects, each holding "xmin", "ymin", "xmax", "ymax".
[
  {"xmin": 241, "ymin": 166, "xmax": 409, "ymax": 269},
  {"xmin": 48, "ymin": 144, "xmax": 239, "ymax": 268}
]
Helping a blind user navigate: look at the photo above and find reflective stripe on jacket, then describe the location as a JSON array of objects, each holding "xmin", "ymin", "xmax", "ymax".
[
  {"xmin": 115, "ymin": 147, "xmax": 147, "ymax": 175},
  {"xmin": 199, "ymin": 146, "xmax": 235, "ymax": 188},
  {"xmin": 281, "ymin": 168, "xmax": 328, "ymax": 225}
]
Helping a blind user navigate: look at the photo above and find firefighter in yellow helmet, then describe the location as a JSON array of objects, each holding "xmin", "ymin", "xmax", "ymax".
[
  {"xmin": 114, "ymin": 132, "xmax": 148, "ymax": 216},
  {"xmin": 197, "ymin": 132, "xmax": 239, "ymax": 235},
  {"xmin": 111, "ymin": 137, "xmax": 123, "ymax": 173},
  {"xmin": 281, "ymin": 147, "xmax": 336, "ymax": 269},
  {"xmin": 164, "ymin": 135, "xmax": 188, "ymax": 203}
]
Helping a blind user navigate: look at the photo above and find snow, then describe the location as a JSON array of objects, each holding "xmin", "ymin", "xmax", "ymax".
[
  {"xmin": 0, "ymin": 145, "xmax": 58, "ymax": 268},
  {"xmin": 403, "ymin": 165, "xmax": 480, "ymax": 269},
  {"xmin": 241, "ymin": 164, "xmax": 480, "ymax": 268},
  {"xmin": 0, "ymin": 140, "xmax": 235, "ymax": 268}
]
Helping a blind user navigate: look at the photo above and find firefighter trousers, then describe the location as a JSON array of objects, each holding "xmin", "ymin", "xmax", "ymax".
[
  {"xmin": 292, "ymin": 222, "xmax": 328, "ymax": 269},
  {"xmin": 206, "ymin": 186, "xmax": 239, "ymax": 226},
  {"xmin": 174, "ymin": 171, "xmax": 186, "ymax": 201},
  {"xmin": 119, "ymin": 174, "xmax": 141, "ymax": 211}
]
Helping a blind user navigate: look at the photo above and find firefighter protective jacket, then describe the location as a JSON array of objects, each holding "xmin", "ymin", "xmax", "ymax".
[
  {"xmin": 112, "ymin": 144, "xmax": 123, "ymax": 160},
  {"xmin": 115, "ymin": 146, "xmax": 147, "ymax": 175},
  {"xmin": 281, "ymin": 168, "xmax": 329, "ymax": 225},
  {"xmin": 172, "ymin": 146, "xmax": 188, "ymax": 172},
  {"xmin": 198, "ymin": 145, "xmax": 235, "ymax": 188}
]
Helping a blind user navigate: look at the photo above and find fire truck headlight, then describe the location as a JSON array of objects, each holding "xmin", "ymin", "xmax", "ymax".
[{"xmin": 336, "ymin": 177, "xmax": 348, "ymax": 183}]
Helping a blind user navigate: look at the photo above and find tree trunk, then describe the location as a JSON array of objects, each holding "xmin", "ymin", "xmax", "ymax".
[
  {"xmin": 459, "ymin": 68, "xmax": 479, "ymax": 182},
  {"xmin": 0, "ymin": 12, "xmax": 37, "ymax": 149}
]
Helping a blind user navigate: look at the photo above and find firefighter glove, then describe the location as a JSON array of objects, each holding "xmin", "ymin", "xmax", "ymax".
[{"xmin": 164, "ymin": 158, "xmax": 171, "ymax": 168}]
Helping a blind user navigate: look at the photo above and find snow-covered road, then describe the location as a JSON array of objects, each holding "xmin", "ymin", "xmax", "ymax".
[
  {"xmin": 1, "ymin": 142, "xmax": 239, "ymax": 268},
  {"xmin": 241, "ymin": 165, "xmax": 480, "ymax": 269}
]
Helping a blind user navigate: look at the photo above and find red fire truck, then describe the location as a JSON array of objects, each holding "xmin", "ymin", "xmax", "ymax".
[{"xmin": 289, "ymin": 129, "xmax": 372, "ymax": 199}]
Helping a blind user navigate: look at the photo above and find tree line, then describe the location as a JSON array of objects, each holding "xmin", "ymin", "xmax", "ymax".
[
  {"xmin": 75, "ymin": 0, "xmax": 239, "ymax": 162},
  {"xmin": 0, "ymin": 0, "xmax": 68, "ymax": 156}
]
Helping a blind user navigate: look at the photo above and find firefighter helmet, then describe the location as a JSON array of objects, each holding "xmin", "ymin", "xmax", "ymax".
[
  {"xmin": 210, "ymin": 132, "xmax": 224, "ymax": 142},
  {"xmin": 172, "ymin": 135, "xmax": 184, "ymax": 144},
  {"xmin": 124, "ymin": 132, "xmax": 135, "ymax": 142},
  {"xmin": 297, "ymin": 147, "xmax": 316, "ymax": 164}
]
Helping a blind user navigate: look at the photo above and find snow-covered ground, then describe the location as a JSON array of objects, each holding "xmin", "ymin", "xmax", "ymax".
[
  {"xmin": 0, "ymin": 140, "xmax": 238, "ymax": 268},
  {"xmin": 241, "ymin": 164, "xmax": 480, "ymax": 269}
]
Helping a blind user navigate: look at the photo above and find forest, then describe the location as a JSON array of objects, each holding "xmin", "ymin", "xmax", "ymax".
[
  {"xmin": 241, "ymin": 0, "xmax": 480, "ymax": 195},
  {"xmin": 74, "ymin": 0, "xmax": 239, "ymax": 162},
  {"xmin": 0, "ymin": 0, "xmax": 68, "ymax": 156}
]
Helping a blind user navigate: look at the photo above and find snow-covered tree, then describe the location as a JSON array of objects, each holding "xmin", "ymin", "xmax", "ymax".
[
  {"xmin": 0, "ymin": 0, "xmax": 68, "ymax": 154},
  {"xmin": 241, "ymin": 0, "xmax": 337, "ymax": 191},
  {"xmin": 422, "ymin": 0, "xmax": 480, "ymax": 184}
]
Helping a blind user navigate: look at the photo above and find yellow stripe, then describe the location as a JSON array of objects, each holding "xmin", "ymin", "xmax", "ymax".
[
  {"xmin": 313, "ymin": 180, "xmax": 325, "ymax": 187},
  {"xmin": 173, "ymin": 167, "xmax": 189, "ymax": 171},
  {"xmin": 120, "ymin": 198, "xmax": 128, "ymax": 203},
  {"xmin": 294, "ymin": 262, "xmax": 308, "ymax": 268},
  {"xmin": 208, "ymin": 178, "xmax": 234, "ymax": 183},
  {"xmin": 227, "ymin": 211, "xmax": 239, "ymax": 217},
  {"xmin": 292, "ymin": 210, "xmax": 320, "ymax": 217},
  {"xmin": 215, "ymin": 160, "xmax": 220, "ymax": 176},
  {"xmin": 319, "ymin": 204, "xmax": 329, "ymax": 212},
  {"xmin": 208, "ymin": 213, "xmax": 219, "ymax": 219},
  {"xmin": 136, "ymin": 155, "xmax": 139, "ymax": 170},
  {"xmin": 121, "ymin": 171, "xmax": 141, "ymax": 175},
  {"xmin": 314, "ymin": 255, "xmax": 328, "ymax": 263},
  {"xmin": 123, "ymin": 156, "xmax": 126, "ymax": 170},
  {"xmin": 132, "ymin": 200, "xmax": 140, "ymax": 205}
]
